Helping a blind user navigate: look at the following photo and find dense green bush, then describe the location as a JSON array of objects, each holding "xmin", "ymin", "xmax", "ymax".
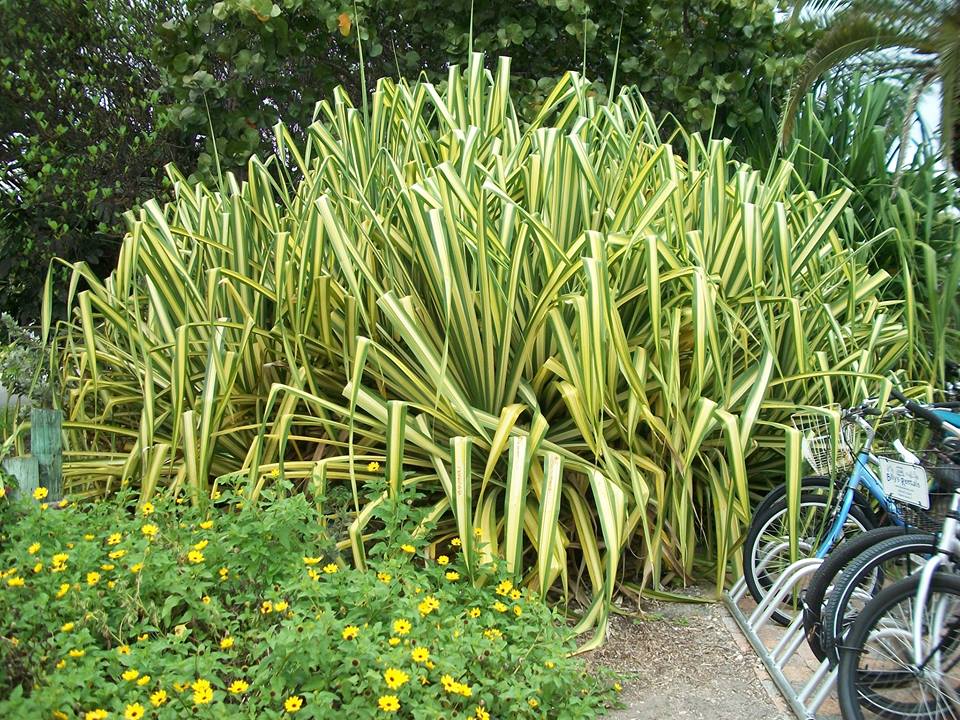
[
  {"xmin": 0, "ymin": 0, "xmax": 193, "ymax": 321},
  {"xmin": 0, "ymin": 484, "xmax": 618, "ymax": 718},
  {"xmin": 158, "ymin": 0, "xmax": 813, "ymax": 171}
]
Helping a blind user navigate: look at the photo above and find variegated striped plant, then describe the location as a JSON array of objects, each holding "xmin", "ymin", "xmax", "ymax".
[{"xmin": 39, "ymin": 54, "xmax": 909, "ymax": 647}]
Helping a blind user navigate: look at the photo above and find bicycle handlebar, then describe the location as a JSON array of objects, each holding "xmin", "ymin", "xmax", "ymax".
[{"xmin": 890, "ymin": 387, "xmax": 950, "ymax": 433}]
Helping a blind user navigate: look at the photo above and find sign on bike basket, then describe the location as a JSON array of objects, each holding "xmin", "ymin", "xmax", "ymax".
[{"xmin": 878, "ymin": 458, "xmax": 930, "ymax": 509}]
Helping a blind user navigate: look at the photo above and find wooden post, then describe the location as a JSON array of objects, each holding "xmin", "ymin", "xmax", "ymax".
[
  {"xmin": 2, "ymin": 456, "xmax": 39, "ymax": 500},
  {"xmin": 31, "ymin": 408, "xmax": 63, "ymax": 502}
]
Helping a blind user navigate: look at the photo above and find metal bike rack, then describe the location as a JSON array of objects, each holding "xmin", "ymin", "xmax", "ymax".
[{"xmin": 724, "ymin": 558, "xmax": 839, "ymax": 720}]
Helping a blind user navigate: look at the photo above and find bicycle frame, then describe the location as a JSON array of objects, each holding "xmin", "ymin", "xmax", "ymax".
[
  {"xmin": 911, "ymin": 490, "xmax": 960, "ymax": 664},
  {"xmin": 814, "ymin": 414, "xmax": 904, "ymax": 559}
]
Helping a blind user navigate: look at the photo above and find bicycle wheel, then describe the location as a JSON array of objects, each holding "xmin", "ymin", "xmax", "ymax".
[
  {"xmin": 837, "ymin": 572, "xmax": 960, "ymax": 720},
  {"xmin": 742, "ymin": 491, "xmax": 873, "ymax": 626},
  {"xmin": 823, "ymin": 533, "xmax": 938, "ymax": 667},
  {"xmin": 803, "ymin": 526, "xmax": 910, "ymax": 661}
]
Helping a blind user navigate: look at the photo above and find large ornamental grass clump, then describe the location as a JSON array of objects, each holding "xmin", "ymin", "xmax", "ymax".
[{"xmin": 33, "ymin": 54, "xmax": 907, "ymax": 644}]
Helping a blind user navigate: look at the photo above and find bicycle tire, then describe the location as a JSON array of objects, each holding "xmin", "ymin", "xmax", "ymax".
[
  {"xmin": 803, "ymin": 526, "xmax": 910, "ymax": 661},
  {"xmin": 837, "ymin": 572, "xmax": 960, "ymax": 720},
  {"xmin": 743, "ymin": 491, "xmax": 873, "ymax": 626},
  {"xmin": 822, "ymin": 532, "xmax": 937, "ymax": 667}
]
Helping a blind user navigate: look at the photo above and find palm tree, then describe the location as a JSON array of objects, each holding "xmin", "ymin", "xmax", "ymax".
[{"xmin": 780, "ymin": 1, "xmax": 960, "ymax": 173}]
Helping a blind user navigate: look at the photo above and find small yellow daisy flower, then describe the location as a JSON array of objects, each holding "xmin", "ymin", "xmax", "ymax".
[
  {"xmin": 284, "ymin": 695, "xmax": 303, "ymax": 713},
  {"xmin": 33, "ymin": 487, "xmax": 48, "ymax": 501},
  {"xmin": 378, "ymin": 695, "xmax": 400, "ymax": 713},
  {"xmin": 342, "ymin": 625, "xmax": 359, "ymax": 640}
]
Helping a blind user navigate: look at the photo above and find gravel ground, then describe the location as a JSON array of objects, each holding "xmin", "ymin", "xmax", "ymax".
[{"xmin": 583, "ymin": 588, "xmax": 790, "ymax": 720}]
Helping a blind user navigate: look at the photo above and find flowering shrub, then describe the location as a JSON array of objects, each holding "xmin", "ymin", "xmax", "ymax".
[{"xmin": 0, "ymin": 486, "xmax": 618, "ymax": 718}]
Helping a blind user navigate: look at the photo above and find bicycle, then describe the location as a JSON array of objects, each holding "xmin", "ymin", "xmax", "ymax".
[
  {"xmin": 836, "ymin": 481, "xmax": 960, "ymax": 719},
  {"xmin": 743, "ymin": 389, "xmax": 960, "ymax": 625}
]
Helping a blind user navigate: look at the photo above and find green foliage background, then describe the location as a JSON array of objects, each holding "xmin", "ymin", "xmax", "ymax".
[
  {"xmin": 1, "ymin": 0, "xmax": 813, "ymax": 322},
  {"xmin": 0, "ymin": 0, "xmax": 195, "ymax": 321}
]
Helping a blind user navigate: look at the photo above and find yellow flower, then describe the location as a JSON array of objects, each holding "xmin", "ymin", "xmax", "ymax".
[
  {"xmin": 193, "ymin": 539, "xmax": 209, "ymax": 551},
  {"xmin": 322, "ymin": 563, "xmax": 338, "ymax": 574},
  {"xmin": 122, "ymin": 669, "xmax": 140, "ymax": 682},
  {"xmin": 388, "ymin": 637, "xmax": 401, "ymax": 646},
  {"xmin": 100, "ymin": 564, "xmax": 115, "ymax": 571},
  {"xmin": 220, "ymin": 636, "xmax": 234, "ymax": 649},
  {"xmin": 32, "ymin": 562, "xmax": 43, "ymax": 574},
  {"xmin": 85, "ymin": 710, "xmax": 109, "ymax": 720},
  {"xmin": 211, "ymin": 490, "xmax": 221, "ymax": 500},
  {"xmin": 483, "ymin": 628, "xmax": 502, "ymax": 640},
  {"xmin": 109, "ymin": 549, "xmax": 127, "ymax": 559},
  {"xmin": 140, "ymin": 524, "xmax": 158, "ymax": 538},
  {"xmin": 509, "ymin": 588, "xmax": 522, "ymax": 601},
  {"xmin": 274, "ymin": 600, "xmax": 289, "ymax": 612},
  {"xmin": 284, "ymin": 695, "xmax": 304, "ymax": 713},
  {"xmin": 228, "ymin": 679, "xmax": 249, "ymax": 694},
  {"xmin": 137, "ymin": 633, "xmax": 149, "ymax": 641},
  {"xmin": 140, "ymin": 502, "xmax": 154, "ymax": 516},
  {"xmin": 68, "ymin": 649, "xmax": 85, "ymax": 658},
  {"xmin": 342, "ymin": 625, "xmax": 359, "ymax": 640},
  {"xmin": 493, "ymin": 601, "xmax": 507, "ymax": 613},
  {"xmin": 418, "ymin": 596, "xmax": 439, "ymax": 617},
  {"xmin": 136, "ymin": 674, "xmax": 151, "ymax": 686},
  {"xmin": 270, "ymin": 467, "xmax": 281, "ymax": 478},
  {"xmin": 40, "ymin": 503, "xmax": 49, "ymax": 510},
  {"xmin": 107, "ymin": 533, "xmax": 122, "ymax": 546},
  {"xmin": 27, "ymin": 542, "xmax": 40, "ymax": 554},
  {"xmin": 107, "ymin": 580, "xmax": 116, "ymax": 589},
  {"xmin": 61, "ymin": 622, "xmax": 74, "ymax": 632},
  {"xmin": 192, "ymin": 678, "xmax": 213, "ymax": 705},
  {"xmin": 307, "ymin": 569, "xmax": 320, "ymax": 581},
  {"xmin": 260, "ymin": 601, "xmax": 273, "ymax": 614},
  {"xmin": 367, "ymin": 461, "xmax": 381, "ymax": 472},
  {"xmin": 83, "ymin": 533, "xmax": 95, "ymax": 541},
  {"xmin": 378, "ymin": 695, "xmax": 400, "ymax": 713},
  {"xmin": 55, "ymin": 659, "xmax": 67, "ymax": 670},
  {"xmin": 528, "ymin": 698, "xmax": 539, "ymax": 708},
  {"xmin": 474, "ymin": 708, "xmax": 491, "ymax": 720},
  {"xmin": 513, "ymin": 605, "xmax": 522, "ymax": 617},
  {"xmin": 495, "ymin": 579, "xmax": 513, "ymax": 597},
  {"xmin": 411, "ymin": 647, "xmax": 429, "ymax": 663},
  {"xmin": 117, "ymin": 645, "xmax": 130, "ymax": 655},
  {"xmin": 545, "ymin": 661, "xmax": 555, "ymax": 669},
  {"xmin": 376, "ymin": 571, "xmax": 392, "ymax": 583},
  {"xmin": 400, "ymin": 544, "xmax": 415, "ymax": 554},
  {"xmin": 52, "ymin": 553, "xmax": 68, "ymax": 565},
  {"xmin": 467, "ymin": 607, "xmax": 481, "ymax": 618},
  {"xmin": 199, "ymin": 520, "xmax": 213, "ymax": 530},
  {"xmin": 53, "ymin": 711, "xmax": 68, "ymax": 720},
  {"xmin": 7, "ymin": 575, "xmax": 24, "ymax": 587},
  {"xmin": 86, "ymin": 572, "xmax": 101, "ymax": 586},
  {"xmin": 392, "ymin": 618, "xmax": 412, "ymax": 636},
  {"xmin": 56, "ymin": 583, "xmax": 70, "ymax": 598},
  {"xmin": 383, "ymin": 667, "xmax": 409, "ymax": 690},
  {"xmin": 172, "ymin": 681, "xmax": 189, "ymax": 693},
  {"xmin": 303, "ymin": 556, "xmax": 322, "ymax": 565},
  {"xmin": 201, "ymin": 595, "xmax": 211, "ymax": 604},
  {"xmin": 0, "ymin": 486, "xmax": 5, "ymax": 498},
  {"xmin": 129, "ymin": 563, "xmax": 143, "ymax": 574},
  {"xmin": 436, "ymin": 555, "xmax": 449, "ymax": 565},
  {"xmin": 187, "ymin": 550, "xmax": 205, "ymax": 564},
  {"xmin": 124, "ymin": 703, "xmax": 145, "ymax": 720},
  {"xmin": 218, "ymin": 567, "xmax": 229, "ymax": 580},
  {"xmin": 33, "ymin": 487, "xmax": 48, "ymax": 500},
  {"xmin": 613, "ymin": 682, "xmax": 623, "ymax": 692},
  {"xmin": 473, "ymin": 527, "xmax": 483, "ymax": 538},
  {"xmin": 149, "ymin": 689, "xmax": 168, "ymax": 707},
  {"xmin": 445, "ymin": 571, "xmax": 460, "ymax": 581}
]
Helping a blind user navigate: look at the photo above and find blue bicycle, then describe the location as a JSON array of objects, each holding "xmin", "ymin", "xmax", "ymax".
[{"xmin": 742, "ymin": 390, "xmax": 960, "ymax": 625}]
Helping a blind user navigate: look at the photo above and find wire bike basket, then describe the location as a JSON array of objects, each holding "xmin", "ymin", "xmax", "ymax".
[{"xmin": 790, "ymin": 406, "xmax": 856, "ymax": 476}]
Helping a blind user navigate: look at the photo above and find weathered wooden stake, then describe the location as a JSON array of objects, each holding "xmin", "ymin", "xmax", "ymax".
[
  {"xmin": 2, "ymin": 456, "xmax": 39, "ymax": 500},
  {"xmin": 31, "ymin": 408, "xmax": 63, "ymax": 501}
]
